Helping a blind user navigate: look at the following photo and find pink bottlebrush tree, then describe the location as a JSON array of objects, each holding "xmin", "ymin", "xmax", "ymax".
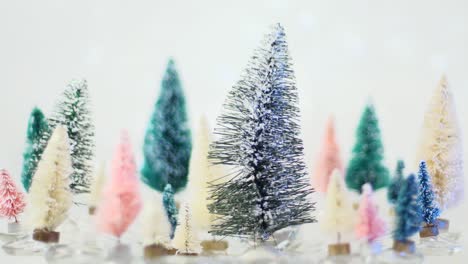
[
  {"xmin": 0, "ymin": 169, "xmax": 26, "ymax": 222},
  {"xmin": 356, "ymin": 183, "xmax": 386, "ymax": 243},
  {"xmin": 313, "ymin": 116, "xmax": 344, "ymax": 193},
  {"xmin": 96, "ymin": 131, "xmax": 142, "ymax": 239}
]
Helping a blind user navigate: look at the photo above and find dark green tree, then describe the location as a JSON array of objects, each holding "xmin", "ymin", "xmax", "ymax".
[
  {"xmin": 162, "ymin": 184, "xmax": 178, "ymax": 239},
  {"xmin": 141, "ymin": 59, "xmax": 192, "ymax": 193},
  {"xmin": 388, "ymin": 160, "xmax": 405, "ymax": 204},
  {"xmin": 418, "ymin": 161, "xmax": 440, "ymax": 225},
  {"xmin": 394, "ymin": 174, "xmax": 422, "ymax": 242},
  {"xmin": 49, "ymin": 80, "xmax": 95, "ymax": 193},
  {"xmin": 208, "ymin": 24, "xmax": 315, "ymax": 241},
  {"xmin": 345, "ymin": 104, "xmax": 390, "ymax": 193},
  {"xmin": 21, "ymin": 107, "xmax": 51, "ymax": 192}
]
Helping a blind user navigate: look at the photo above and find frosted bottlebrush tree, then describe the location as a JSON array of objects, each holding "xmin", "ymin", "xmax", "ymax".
[
  {"xmin": 388, "ymin": 160, "xmax": 405, "ymax": 204},
  {"xmin": 49, "ymin": 80, "xmax": 95, "ymax": 193},
  {"xmin": 27, "ymin": 126, "xmax": 73, "ymax": 243},
  {"xmin": 21, "ymin": 107, "xmax": 50, "ymax": 192},
  {"xmin": 417, "ymin": 76, "xmax": 463, "ymax": 209},
  {"xmin": 208, "ymin": 24, "xmax": 315, "ymax": 241},
  {"xmin": 173, "ymin": 203, "xmax": 201, "ymax": 255},
  {"xmin": 162, "ymin": 184, "xmax": 178, "ymax": 238},
  {"xmin": 142, "ymin": 192, "xmax": 176, "ymax": 258},
  {"xmin": 321, "ymin": 170, "xmax": 355, "ymax": 256},
  {"xmin": 356, "ymin": 184, "xmax": 386, "ymax": 244},
  {"xmin": 88, "ymin": 163, "xmax": 106, "ymax": 215},
  {"xmin": 417, "ymin": 161, "xmax": 441, "ymax": 237},
  {"xmin": 0, "ymin": 169, "xmax": 26, "ymax": 222},
  {"xmin": 313, "ymin": 116, "xmax": 343, "ymax": 193},
  {"xmin": 96, "ymin": 132, "xmax": 141, "ymax": 240}
]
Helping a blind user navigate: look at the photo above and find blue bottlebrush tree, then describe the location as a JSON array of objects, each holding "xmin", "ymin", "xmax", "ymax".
[
  {"xmin": 388, "ymin": 160, "xmax": 405, "ymax": 204},
  {"xmin": 394, "ymin": 174, "xmax": 422, "ymax": 242},
  {"xmin": 141, "ymin": 59, "xmax": 192, "ymax": 193},
  {"xmin": 418, "ymin": 161, "xmax": 440, "ymax": 225},
  {"xmin": 345, "ymin": 104, "xmax": 390, "ymax": 193},
  {"xmin": 162, "ymin": 184, "xmax": 178, "ymax": 239},
  {"xmin": 21, "ymin": 107, "xmax": 51, "ymax": 192},
  {"xmin": 208, "ymin": 24, "xmax": 315, "ymax": 241}
]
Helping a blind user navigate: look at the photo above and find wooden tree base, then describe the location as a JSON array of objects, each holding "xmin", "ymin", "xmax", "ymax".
[
  {"xmin": 393, "ymin": 240, "xmax": 415, "ymax": 254},
  {"xmin": 420, "ymin": 223, "xmax": 439, "ymax": 238},
  {"xmin": 33, "ymin": 229, "xmax": 59, "ymax": 243},
  {"xmin": 328, "ymin": 243, "xmax": 350, "ymax": 256},
  {"xmin": 201, "ymin": 240, "xmax": 229, "ymax": 252},
  {"xmin": 143, "ymin": 244, "xmax": 177, "ymax": 259},
  {"xmin": 437, "ymin": 218, "xmax": 449, "ymax": 231},
  {"xmin": 89, "ymin": 206, "xmax": 96, "ymax": 215}
]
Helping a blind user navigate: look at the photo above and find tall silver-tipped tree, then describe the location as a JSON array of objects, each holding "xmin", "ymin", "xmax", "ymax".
[{"xmin": 208, "ymin": 24, "xmax": 315, "ymax": 241}]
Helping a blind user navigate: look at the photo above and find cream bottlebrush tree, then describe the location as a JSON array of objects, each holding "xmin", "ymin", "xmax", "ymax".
[
  {"xmin": 417, "ymin": 76, "xmax": 464, "ymax": 210},
  {"xmin": 173, "ymin": 202, "xmax": 201, "ymax": 255},
  {"xmin": 142, "ymin": 192, "xmax": 172, "ymax": 249},
  {"xmin": 26, "ymin": 125, "xmax": 73, "ymax": 243},
  {"xmin": 321, "ymin": 169, "xmax": 355, "ymax": 246},
  {"xmin": 88, "ymin": 163, "xmax": 106, "ymax": 215}
]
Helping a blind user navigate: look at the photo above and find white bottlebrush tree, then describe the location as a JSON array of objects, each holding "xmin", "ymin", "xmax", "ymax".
[
  {"xmin": 417, "ymin": 76, "xmax": 464, "ymax": 209},
  {"xmin": 173, "ymin": 202, "xmax": 201, "ymax": 255},
  {"xmin": 142, "ymin": 192, "xmax": 172, "ymax": 248},
  {"xmin": 188, "ymin": 116, "xmax": 222, "ymax": 235},
  {"xmin": 88, "ymin": 163, "xmax": 106, "ymax": 214},
  {"xmin": 321, "ymin": 169, "xmax": 355, "ymax": 243},
  {"xmin": 26, "ymin": 125, "xmax": 73, "ymax": 232}
]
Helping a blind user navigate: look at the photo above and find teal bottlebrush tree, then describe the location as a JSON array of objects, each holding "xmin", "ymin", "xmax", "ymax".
[
  {"xmin": 141, "ymin": 59, "xmax": 192, "ymax": 193},
  {"xmin": 345, "ymin": 104, "xmax": 390, "ymax": 193},
  {"xmin": 388, "ymin": 160, "xmax": 405, "ymax": 204},
  {"xmin": 162, "ymin": 184, "xmax": 178, "ymax": 239},
  {"xmin": 418, "ymin": 161, "xmax": 441, "ymax": 237},
  {"xmin": 21, "ymin": 107, "xmax": 51, "ymax": 192},
  {"xmin": 208, "ymin": 24, "xmax": 315, "ymax": 241},
  {"xmin": 393, "ymin": 174, "xmax": 422, "ymax": 253},
  {"xmin": 49, "ymin": 80, "xmax": 95, "ymax": 193}
]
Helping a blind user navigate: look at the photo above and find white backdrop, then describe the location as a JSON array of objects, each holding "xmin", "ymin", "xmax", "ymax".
[{"xmin": 0, "ymin": 0, "xmax": 467, "ymax": 263}]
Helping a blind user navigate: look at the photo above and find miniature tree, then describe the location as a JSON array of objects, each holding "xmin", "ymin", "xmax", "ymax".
[
  {"xmin": 417, "ymin": 76, "xmax": 463, "ymax": 211},
  {"xmin": 49, "ymin": 80, "xmax": 95, "ymax": 193},
  {"xmin": 393, "ymin": 174, "xmax": 422, "ymax": 253},
  {"xmin": 208, "ymin": 24, "xmax": 315, "ymax": 242},
  {"xmin": 388, "ymin": 160, "xmax": 405, "ymax": 204},
  {"xmin": 173, "ymin": 202, "xmax": 201, "ymax": 256},
  {"xmin": 321, "ymin": 170, "xmax": 355, "ymax": 255},
  {"xmin": 356, "ymin": 184, "xmax": 386, "ymax": 243},
  {"xmin": 418, "ymin": 161, "xmax": 441, "ymax": 237},
  {"xmin": 88, "ymin": 163, "xmax": 106, "ymax": 215},
  {"xmin": 162, "ymin": 184, "xmax": 178, "ymax": 239},
  {"xmin": 346, "ymin": 104, "xmax": 390, "ymax": 193},
  {"xmin": 0, "ymin": 169, "xmax": 26, "ymax": 222},
  {"xmin": 27, "ymin": 126, "xmax": 73, "ymax": 243},
  {"xmin": 312, "ymin": 116, "xmax": 343, "ymax": 193},
  {"xmin": 21, "ymin": 107, "xmax": 50, "ymax": 192},
  {"xmin": 141, "ymin": 59, "xmax": 192, "ymax": 193},
  {"xmin": 142, "ymin": 192, "xmax": 176, "ymax": 258},
  {"xmin": 96, "ymin": 132, "xmax": 142, "ymax": 239}
]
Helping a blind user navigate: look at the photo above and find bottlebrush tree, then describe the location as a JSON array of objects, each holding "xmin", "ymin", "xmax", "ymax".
[
  {"xmin": 208, "ymin": 24, "xmax": 315, "ymax": 241},
  {"xmin": 321, "ymin": 170, "xmax": 355, "ymax": 243},
  {"xmin": 388, "ymin": 160, "xmax": 405, "ymax": 204},
  {"xmin": 417, "ymin": 76, "xmax": 463, "ymax": 209},
  {"xmin": 0, "ymin": 169, "xmax": 26, "ymax": 222},
  {"xmin": 162, "ymin": 184, "xmax": 178, "ymax": 239},
  {"xmin": 345, "ymin": 104, "xmax": 390, "ymax": 193},
  {"xmin": 21, "ymin": 107, "xmax": 51, "ymax": 192},
  {"xmin": 312, "ymin": 116, "xmax": 343, "ymax": 193},
  {"xmin": 417, "ymin": 161, "xmax": 440, "ymax": 225},
  {"xmin": 393, "ymin": 174, "xmax": 422, "ymax": 242},
  {"xmin": 356, "ymin": 184, "xmax": 386, "ymax": 243},
  {"xmin": 49, "ymin": 80, "xmax": 95, "ymax": 193},
  {"xmin": 96, "ymin": 132, "xmax": 142, "ymax": 239},
  {"xmin": 26, "ymin": 126, "xmax": 73, "ymax": 232},
  {"xmin": 141, "ymin": 59, "xmax": 192, "ymax": 193},
  {"xmin": 173, "ymin": 202, "xmax": 201, "ymax": 255},
  {"xmin": 142, "ymin": 192, "xmax": 172, "ymax": 248}
]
